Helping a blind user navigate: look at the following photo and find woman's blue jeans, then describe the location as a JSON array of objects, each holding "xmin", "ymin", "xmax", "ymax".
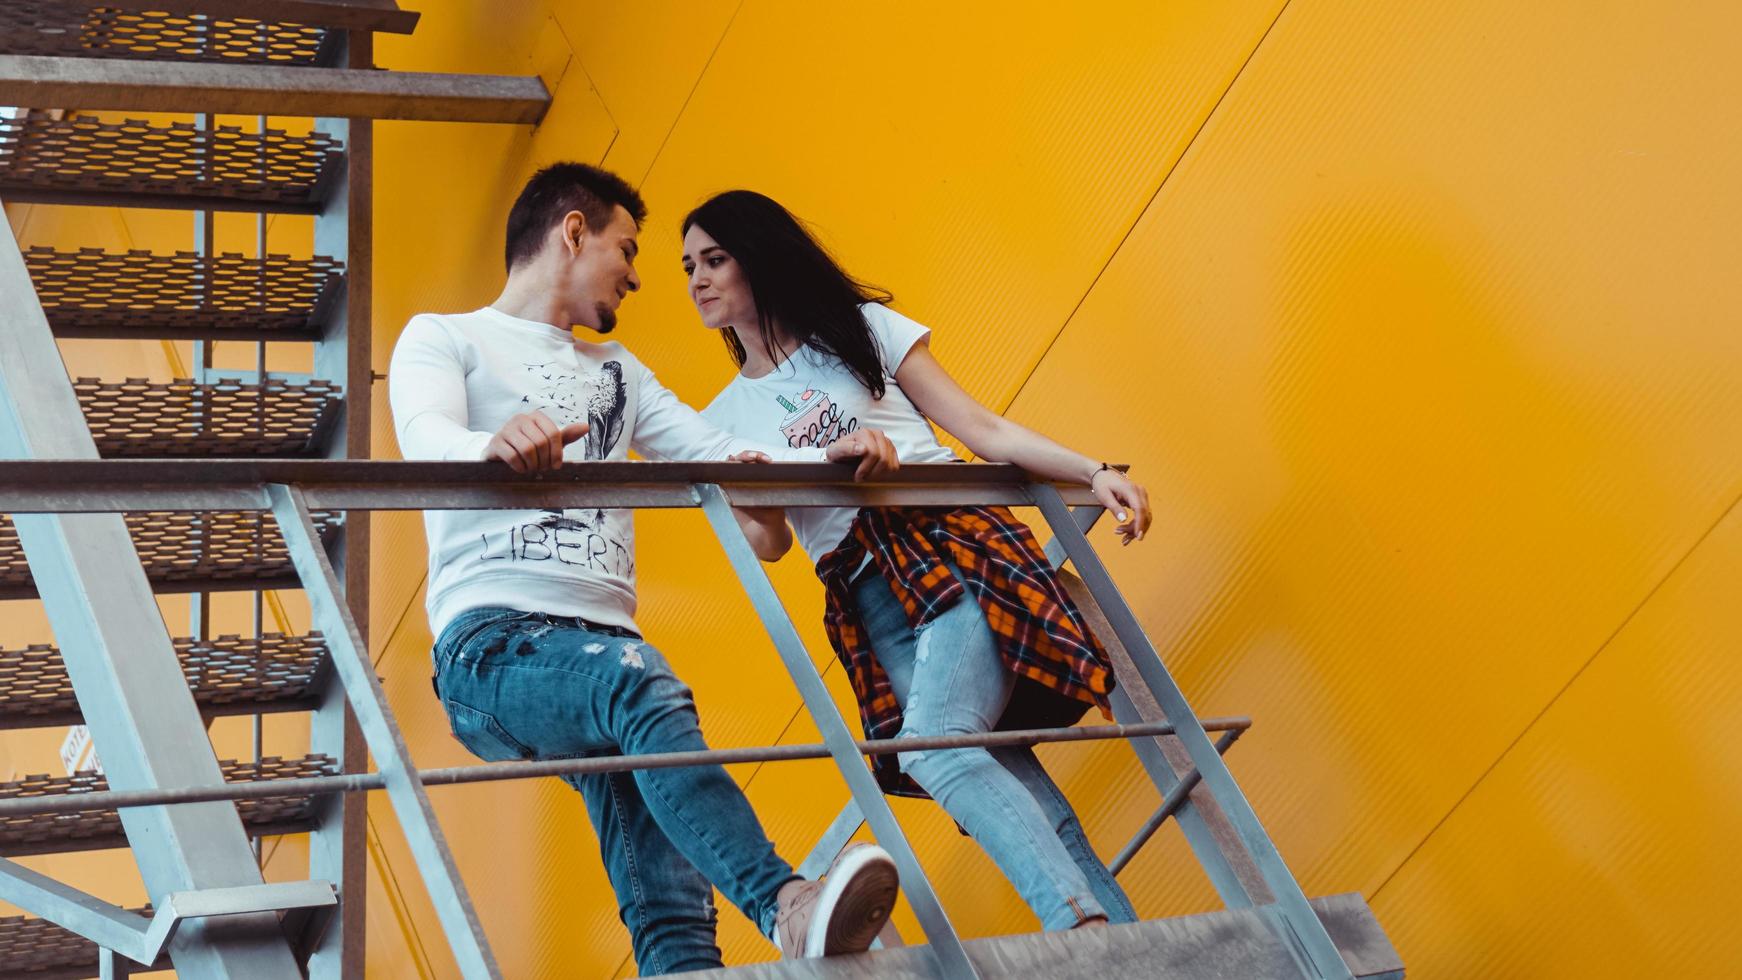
[
  {"xmin": 432, "ymin": 607, "xmax": 798, "ymax": 976},
  {"xmin": 850, "ymin": 569, "xmax": 1137, "ymax": 930}
]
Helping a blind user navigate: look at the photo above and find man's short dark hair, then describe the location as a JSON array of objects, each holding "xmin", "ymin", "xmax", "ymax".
[{"xmin": 504, "ymin": 162, "xmax": 647, "ymax": 272}]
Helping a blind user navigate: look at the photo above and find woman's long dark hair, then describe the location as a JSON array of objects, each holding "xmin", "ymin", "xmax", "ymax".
[{"xmin": 682, "ymin": 190, "xmax": 894, "ymax": 399}]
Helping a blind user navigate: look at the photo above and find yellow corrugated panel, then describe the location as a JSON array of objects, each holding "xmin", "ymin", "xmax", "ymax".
[
  {"xmin": 1372, "ymin": 497, "xmax": 1742, "ymax": 976},
  {"xmin": 1003, "ymin": 0, "xmax": 1742, "ymax": 973}
]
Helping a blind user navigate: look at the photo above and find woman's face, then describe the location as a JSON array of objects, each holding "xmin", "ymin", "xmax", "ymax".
[{"xmin": 681, "ymin": 224, "xmax": 755, "ymax": 331}]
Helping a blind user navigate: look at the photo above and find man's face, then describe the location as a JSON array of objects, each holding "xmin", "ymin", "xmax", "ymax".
[{"xmin": 563, "ymin": 204, "xmax": 641, "ymax": 333}]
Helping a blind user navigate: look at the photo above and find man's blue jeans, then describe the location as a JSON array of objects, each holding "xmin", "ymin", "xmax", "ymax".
[
  {"xmin": 850, "ymin": 569, "xmax": 1138, "ymax": 931},
  {"xmin": 433, "ymin": 607, "xmax": 799, "ymax": 975}
]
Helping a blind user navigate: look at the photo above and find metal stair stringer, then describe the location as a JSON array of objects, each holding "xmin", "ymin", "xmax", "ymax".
[{"xmin": 0, "ymin": 195, "xmax": 305, "ymax": 977}]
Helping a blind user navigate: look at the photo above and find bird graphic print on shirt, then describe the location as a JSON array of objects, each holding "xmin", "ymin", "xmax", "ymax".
[{"xmin": 475, "ymin": 360, "xmax": 634, "ymax": 579}]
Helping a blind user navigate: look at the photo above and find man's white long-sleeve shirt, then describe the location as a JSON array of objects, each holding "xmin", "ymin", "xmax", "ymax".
[{"xmin": 388, "ymin": 305, "xmax": 823, "ymax": 637}]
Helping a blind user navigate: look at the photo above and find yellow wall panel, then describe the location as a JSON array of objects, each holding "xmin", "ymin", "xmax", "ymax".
[
  {"xmin": 622, "ymin": 0, "xmax": 1289, "ymax": 414},
  {"xmin": 1371, "ymin": 497, "xmax": 1742, "ymax": 977},
  {"xmin": 1003, "ymin": 0, "xmax": 1742, "ymax": 968}
]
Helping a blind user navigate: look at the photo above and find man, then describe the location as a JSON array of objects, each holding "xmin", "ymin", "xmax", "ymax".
[{"xmin": 388, "ymin": 162, "xmax": 903, "ymax": 974}]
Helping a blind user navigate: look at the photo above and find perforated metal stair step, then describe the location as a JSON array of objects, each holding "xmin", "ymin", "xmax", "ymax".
[
  {"xmin": 0, "ymin": 908, "xmax": 166, "ymax": 980},
  {"xmin": 76, "ymin": 377, "xmax": 342, "ymax": 457},
  {"xmin": 0, "ymin": 753, "xmax": 337, "ymax": 857},
  {"xmin": 0, "ymin": 111, "xmax": 343, "ymax": 212},
  {"xmin": 0, "ymin": 0, "xmax": 419, "ymax": 71},
  {"xmin": 25, "ymin": 246, "xmax": 344, "ymax": 340},
  {"xmin": 0, "ymin": 509, "xmax": 343, "ymax": 600},
  {"xmin": 0, "ymin": 2, "xmax": 339, "ymax": 67},
  {"xmin": 0, "ymin": 632, "xmax": 326, "ymax": 731}
]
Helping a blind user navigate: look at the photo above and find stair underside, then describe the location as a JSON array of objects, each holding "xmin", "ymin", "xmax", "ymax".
[
  {"xmin": 0, "ymin": 3, "xmax": 336, "ymax": 67},
  {"xmin": 25, "ymin": 246, "xmax": 344, "ymax": 340},
  {"xmin": 0, "ymin": 632, "xmax": 326, "ymax": 730},
  {"xmin": 0, "ymin": 111, "xmax": 343, "ymax": 213},
  {"xmin": 0, "ymin": 509, "xmax": 343, "ymax": 599},
  {"xmin": 0, "ymin": 753, "xmax": 337, "ymax": 857},
  {"xmin": 75, "ymin": 376, "xmax": 343, "ymax": 457}
]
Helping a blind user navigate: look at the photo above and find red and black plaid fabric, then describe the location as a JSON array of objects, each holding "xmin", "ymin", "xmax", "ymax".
[{"xmin": 816, "ymin": 505, "xmax": 1115, "ymax": 797}]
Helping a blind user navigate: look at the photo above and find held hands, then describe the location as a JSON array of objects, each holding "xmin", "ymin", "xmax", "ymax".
[
  {"xmin": 1089, "ymin": 466, "xmax": 1152, "ymax": 545},
  {"xmin": 485, "ymin": 411, "xmax": 590, "ymax": 472},
  {"xmin": 823, "ymin": 428, "xmax": 900, "ymax": 481},
  {"xmin": 724, "ymin": 448, "xmax": 792, "ymax": 560},
  {"xmin": 723, "ymin": 449, "xmax": 786, "ymax": 529}
]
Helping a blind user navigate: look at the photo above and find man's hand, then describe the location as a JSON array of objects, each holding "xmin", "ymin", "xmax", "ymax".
[
  {"xmin": 1089, "ymin": 467, "xmax": 1152, "ymax": 545},
  {"xmin": 824, "ymin": 428, "xmax": 900, "ymax": 481},
  {"xmin": 485, "ymin": 411, "xmax": 590, "ymax": 472}
]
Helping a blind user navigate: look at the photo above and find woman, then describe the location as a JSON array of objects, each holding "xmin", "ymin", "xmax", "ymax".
[{"xmin": 684, "ymin": 190, "xmax": 1152, "ymax": 931}]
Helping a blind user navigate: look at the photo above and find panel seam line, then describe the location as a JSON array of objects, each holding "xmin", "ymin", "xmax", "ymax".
[
  {"xmin": 638, "ymin": 1, "xmax": 745, "ymax": 187},
  {"xmin": 995, "ymin": 0, "xmax": 1296, "ymax": 417},
  {"xmin": 1368, "ymin": 484, "xmax": 1742, "ymax": 902}
]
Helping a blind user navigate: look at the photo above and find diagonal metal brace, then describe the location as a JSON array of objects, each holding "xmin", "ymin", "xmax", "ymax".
[
  {"xmin": 1030, "ymin": 484, "xmax": 1353, "ymax": 979},
  {"xmin": 268, "ymin": 483, "xmax": 501, "ymax": 979},
  {"xmin": 0, "ymin": 854, "xmax": 334, "ymax": 966}
]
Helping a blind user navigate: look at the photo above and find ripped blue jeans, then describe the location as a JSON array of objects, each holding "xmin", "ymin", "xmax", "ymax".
[
  {"xmin": 432, "ymin": 606, "xmax": 798, "ymax": 976},
  {"xmin": 850, "ymin": 570, "xmax": 1138, "ymax": 931}
]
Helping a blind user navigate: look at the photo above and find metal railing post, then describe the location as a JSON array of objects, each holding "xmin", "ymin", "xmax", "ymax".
[
  {"xmin": 1029, "ymin": 483, "xmax": 1353, "ymax": 979},
  {"xmin": 695, "ymin": 483, "xmax": 981, "ymax": 980},
  {"xmin": 268, "ymin": 483, "xmax": 498, "ymax": 980},
  {"xmin": 308, "ymin": 28, "xmax": 373, "ymax": 976},
  {"xmin": 1044, "ymin": 502, "xmax": 1272, "ymax": 906}
]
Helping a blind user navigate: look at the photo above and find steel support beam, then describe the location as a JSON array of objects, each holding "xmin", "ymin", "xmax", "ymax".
[
  {"xmin": 0, "ymin": 856, "xmax": 335, "ymax": 969},
  {"xmin": 0, "ymin": 56, "xmax": 550, "ymax": 123},
  {"xmin": 1044, "ymin": 504, "xmax": 1275, "ymax": 906},
  {"xmin": 696, "ymin": 484, "xmax": 982, "ymax": 980},
  {"xmin": 0, "ymin": 200, "xmax": 302, "ymax": 978},
  {"xmin": 269, "ymin": 484, "xmax": 498, "ymax": 979},
  {"xmin": 1030, "ymin": 485, "xmax": 1352, "ymax": 979},
  {"xmin": 306, "ymin": 36, "xmax": 371, "ymax": 975}
]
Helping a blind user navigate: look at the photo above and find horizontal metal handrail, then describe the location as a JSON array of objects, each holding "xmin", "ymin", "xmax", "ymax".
[
  {"xmin": 0, "ymin": 459, "xmax": 1104, "ymax": 512},
  {"xmin": 0, "ymin": 717, "xmax": 1248, "ymax": 819},
  {"xmin": 0, "ymin": 56, "xmax": 552, "ymax": 124}
]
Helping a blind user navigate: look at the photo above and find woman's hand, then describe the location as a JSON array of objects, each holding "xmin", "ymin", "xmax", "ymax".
[
  {"xmin": 1090, "ymin": 467, "xmax": 1152, "ymax": 545},
  {"xmin": 824, "ymin": 428, "xmax": 900, "ymax": 481}
]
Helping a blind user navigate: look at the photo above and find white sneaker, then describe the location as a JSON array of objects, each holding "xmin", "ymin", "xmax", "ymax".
[{"xmin": 773, "ymin": 843, "xmax": 900, "ymax": 958}]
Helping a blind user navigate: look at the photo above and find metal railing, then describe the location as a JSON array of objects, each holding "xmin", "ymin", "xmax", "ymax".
[{"xmin": 0, "ymin": 459, "xmax": 1357, "ymax": 980}]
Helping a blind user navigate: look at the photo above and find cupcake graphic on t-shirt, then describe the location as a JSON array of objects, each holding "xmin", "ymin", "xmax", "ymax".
[{"xmin": 777, "ymin": 389, "xmax": 841, "ymax": 447}]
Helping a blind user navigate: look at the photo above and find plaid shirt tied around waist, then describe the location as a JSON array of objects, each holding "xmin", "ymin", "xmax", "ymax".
[{"xmin": 816, "ymin": 505, "xmax": 1116, "ymax": 797}]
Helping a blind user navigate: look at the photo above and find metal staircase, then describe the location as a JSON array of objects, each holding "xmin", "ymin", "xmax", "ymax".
[
  {"xmin": 0, "ymin": 1, "xmax": 538, "ymax": 976},
  {"xmin": 0, "ymin": 3, "xmax": 1402, "ymax": 977}
]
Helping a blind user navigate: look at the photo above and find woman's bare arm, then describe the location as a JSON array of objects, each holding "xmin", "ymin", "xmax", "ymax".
[{"xmin": 894, "ymin": 340, "xmax": 1152, "ymax": 543}]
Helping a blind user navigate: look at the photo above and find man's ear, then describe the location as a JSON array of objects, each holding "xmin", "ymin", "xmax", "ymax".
[{"xmin": 561, "ymin": 210, "xmax": 588, "ymax": 256}]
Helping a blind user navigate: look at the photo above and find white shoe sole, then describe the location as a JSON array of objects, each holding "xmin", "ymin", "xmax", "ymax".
[{"xmin": 807, "ymin": 845, "xmax": 900, "ymax": 957}]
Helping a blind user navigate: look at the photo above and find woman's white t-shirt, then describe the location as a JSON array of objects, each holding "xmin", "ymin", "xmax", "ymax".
[{"xmin": 702, "ymin": 303, "xmax": 960, "ymax": 565}]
